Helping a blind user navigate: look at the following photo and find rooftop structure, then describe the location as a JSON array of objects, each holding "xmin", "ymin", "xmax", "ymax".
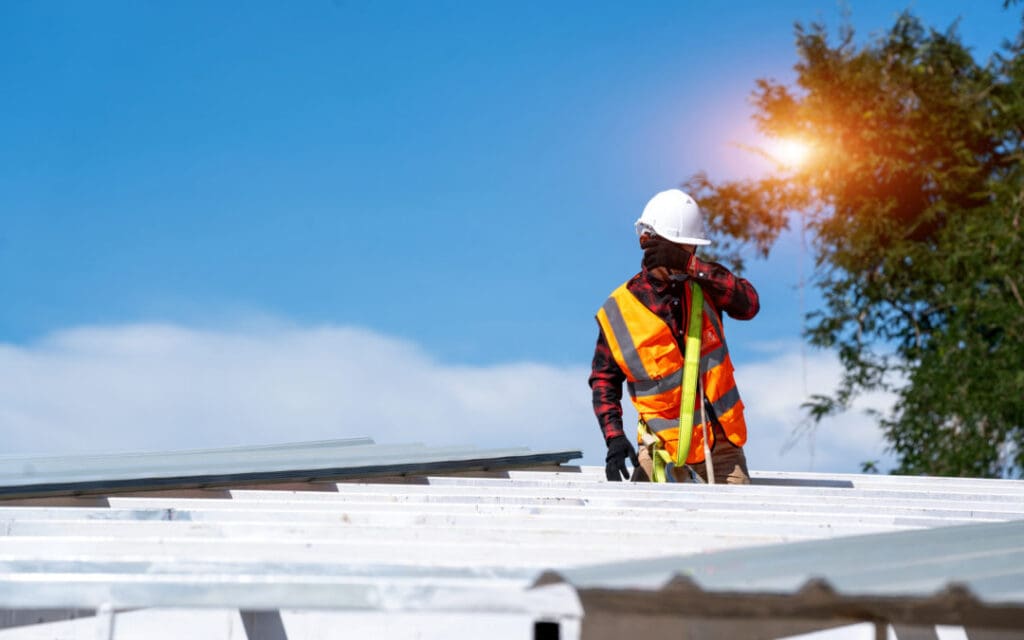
[{"xmin": 0, "ymin": 439, "xmax": 1021, "ymax": 639}]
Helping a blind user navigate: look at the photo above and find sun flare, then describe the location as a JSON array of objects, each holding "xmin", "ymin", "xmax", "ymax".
[{"xmin": 770, "ymin": 138, "xmax": 812, "ymax": 168}]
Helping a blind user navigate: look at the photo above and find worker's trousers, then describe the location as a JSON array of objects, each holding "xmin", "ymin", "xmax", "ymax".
[{"xmin": 635, "ymin": 439, "xmax": 750, "ymax": 485}]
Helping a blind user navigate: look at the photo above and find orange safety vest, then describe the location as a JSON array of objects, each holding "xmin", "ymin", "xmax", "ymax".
[{"xmin": 596, "ymin": 280, "xmax": 747, "ymax": 464}]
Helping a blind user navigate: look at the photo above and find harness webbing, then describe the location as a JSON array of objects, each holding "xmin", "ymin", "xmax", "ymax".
[{"xmin": 675, "ymin": 283, "xmax": 704, "ymax": 467}]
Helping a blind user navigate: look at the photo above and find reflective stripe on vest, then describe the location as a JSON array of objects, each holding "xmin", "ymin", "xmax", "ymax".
[
  {"xmin": 599, "ymin": 296, "xmax": 650, "ymax": 381},
  {"xmin": 596, "ymin": 280, "xmax": 747, "ymax": 464}
]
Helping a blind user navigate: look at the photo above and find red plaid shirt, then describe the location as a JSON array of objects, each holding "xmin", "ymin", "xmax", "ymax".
[{"xmin": 589, "ymin": 257, "xmax": 760, "ymax": 443}]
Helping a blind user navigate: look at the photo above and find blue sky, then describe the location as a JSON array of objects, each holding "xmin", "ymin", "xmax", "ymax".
[{"xmin": 1, "ymin": 2, "xmax": 1015, "ymax": 470}]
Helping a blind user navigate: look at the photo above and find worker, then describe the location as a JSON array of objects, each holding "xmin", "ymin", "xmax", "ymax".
[{"xmin": 589, "ymin": 189, "xmax": 760, "ymax": 484}]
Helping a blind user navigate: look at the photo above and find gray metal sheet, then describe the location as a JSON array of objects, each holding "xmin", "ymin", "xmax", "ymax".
[
  {"xmin": 542, "ymin": 519, "xmax": 1024, "ymax": 596},
  {"xmin": 0, "ymin": 439, "xmax": 581, "ymax": 499},
  {"xmin": 535, "ymin": 518, "xmax": 1024, "ymax": 631}
]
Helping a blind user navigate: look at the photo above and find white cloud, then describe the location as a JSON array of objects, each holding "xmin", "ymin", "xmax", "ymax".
[
  {"xmin": 0, "ymin": 325, "xmax": 896, "ymax": 473},
  {"xmin": 0, "ymin": 324, "xmax": 595, "ymax": 460},
  {"xmin": 736, "ymin": 343, "xmax": 899, "ymax": 473}
]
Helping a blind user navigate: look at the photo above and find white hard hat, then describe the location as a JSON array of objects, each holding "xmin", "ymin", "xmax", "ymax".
[{"xmin": 634, "ymin": 189, "xmax": 710, "ymax": 246}]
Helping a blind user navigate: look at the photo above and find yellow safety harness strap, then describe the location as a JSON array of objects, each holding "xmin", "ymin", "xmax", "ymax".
[
  {"xmin": 675, "ymin": 283, "xmax": 704, "ymax": 467},
  {"xmin": 638, "ymin": 421, "xmax": 675, "ymax": 483}
]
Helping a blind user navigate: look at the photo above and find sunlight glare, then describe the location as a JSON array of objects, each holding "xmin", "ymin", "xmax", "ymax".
[{"xmin": 770, "ymin": 138, "xmax": 812, "ymax": 168}]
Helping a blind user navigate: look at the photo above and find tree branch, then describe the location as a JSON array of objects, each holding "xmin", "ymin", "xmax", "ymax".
[{"xmin": 1005, "ymin": 274, "xmax": 1024, "ymax": 309}]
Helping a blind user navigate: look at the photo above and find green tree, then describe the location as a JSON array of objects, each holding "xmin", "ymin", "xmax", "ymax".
[{"xmin": 686, "ymin": 11, "xmax": 1024, "ymax": 477}]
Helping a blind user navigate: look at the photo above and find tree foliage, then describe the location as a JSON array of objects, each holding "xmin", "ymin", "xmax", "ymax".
[{"xmin": 686, "ymin": 11, "xmax": 1024, "ymax": 476}]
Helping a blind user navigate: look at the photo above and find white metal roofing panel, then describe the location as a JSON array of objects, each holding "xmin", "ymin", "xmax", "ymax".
[
  {"xmin": 2, "ymin": 470, "xmax": 1020, "ymax": 578},
  {"xmin": 0, "ymin": 608, "xmax": 579, "ymax": 640},
  {"xmin": 1, "ymin": 468, "xmax": 1021, "ymax": 596},
  {"xmin": 1, "ymin": 444, "xmax": 1022, "ymax": 639}
]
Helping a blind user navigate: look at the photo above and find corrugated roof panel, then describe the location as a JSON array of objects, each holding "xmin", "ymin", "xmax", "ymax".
[
  {"xmin": 544, "ymin": 519, "xmax": 1024, "ymax": 599},
  {"xmin": 0, "ymin": 468, "xmax": 1020, "ymax": 582},
  {"xmin": 1, "ymin": 440, "xmax": 1022, "ymax": 638},
  {"xmin": 0, "ymin": 440, "xmax": 581, "ymax": 499}
]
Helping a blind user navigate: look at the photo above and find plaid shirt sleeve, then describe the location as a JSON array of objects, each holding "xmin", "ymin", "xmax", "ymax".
[
  {"xmin": 588, "ymin": 328, "xmax": 627, "ymax": 444},
  {"xmin": 690, "ymin": 256, "xmax": 760, "ymax": 320}
]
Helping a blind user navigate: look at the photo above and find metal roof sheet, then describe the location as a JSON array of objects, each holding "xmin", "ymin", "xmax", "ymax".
[
  {"xmin": 535, "ymin": 523, "xmax": 1024, "ymax": 635},
  {"xmin": 537, "ymin": 519, "xmax": 1024, "ymax": 598},
  {"xmin": 0, "ymin": 441, "xmax": 1022, "ymax": 638},
  {"xmin": 0, "ymin": 438, "xmax": 581, "ymax": 499}
]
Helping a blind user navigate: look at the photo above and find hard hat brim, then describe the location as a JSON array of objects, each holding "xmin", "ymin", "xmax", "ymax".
[
  {"xmin": 665, "ymin": 236, "xmax": 711, "ymax": 246},
  {"xmin": 635, "ymin": 220, "xmax": 712, "ymax": 246}
]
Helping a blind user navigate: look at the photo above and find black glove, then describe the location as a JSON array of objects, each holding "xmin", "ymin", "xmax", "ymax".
[
  {"xmin": 605, "ymin": 435, "xmax": 640, "ymax": 481},
  {"xmin": 642, "ymin": 237, "xmax": 693, "ymax": 272}
]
